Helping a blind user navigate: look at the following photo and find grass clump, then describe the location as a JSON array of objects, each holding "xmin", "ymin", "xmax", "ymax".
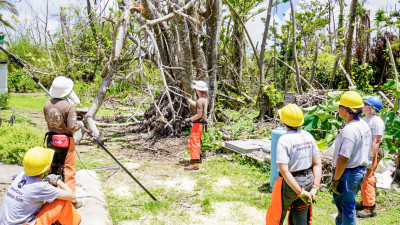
[{"xmin": 0, "ymin": 123, "xmax": 44, "ymax": 164}]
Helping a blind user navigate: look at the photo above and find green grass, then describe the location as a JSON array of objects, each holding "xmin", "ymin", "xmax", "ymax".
[
  {"xmin": 8, "ymin": 94, "xmax": 49, "ymax": 111},
  {"xmin": 0, "ymin": 123, "xmax": 44, "ymax": 164}
]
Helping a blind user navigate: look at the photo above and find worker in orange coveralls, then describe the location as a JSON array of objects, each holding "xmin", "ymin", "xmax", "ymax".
[{"xmin": 184, "ymin": 81, "xmax": 208, "ymax": 171}]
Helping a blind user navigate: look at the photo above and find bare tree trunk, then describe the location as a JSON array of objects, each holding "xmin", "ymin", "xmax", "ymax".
[
  {"xmin": 187, "ymin": 5, "xmax": 207, "ymax": 80},
  {"xmin": 75, "ymin": 10, "xmax": 132, "ymax": 143},
  {"xmin": 60, "ymin": 7, "xmax": 70, "ymax": 60},
  {"xmin": 328, "ymin": 54, "xmax": 341, "ymax": 89},
  {"xmin": 362, "ymin": 10, "xmax": 371, "ymax": 64},
  {"xmin": 258, "ymin": 0, "xmax": 273, "ymax": 120},
  {"xmin": 206, "ymin": 0, "xmax": 222, "ymax": 121},
  {"xmin": 343, "ymin": 0, "xmax": 358, "ymax": 75},
  {"xmin": 289, "ymin": 0, "xmax": 302, "ymax": 93},
  {"xmin": 309, "ymin": 37, "xmax": 319, "ymax": 85},
  {"xmin": 86, "ymin": 0, "xmax": 97, "ymax": 40},
  {"xmin": 337, "ymin": 0, "xmax": 345, "ymax": 52}
]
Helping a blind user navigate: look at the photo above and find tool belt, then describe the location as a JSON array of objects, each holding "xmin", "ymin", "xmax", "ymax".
[
  {"xmin": 44, "ymin": 132, "xmax": 72, "ymax": 176},
  {"xmin": 279, "ymin": 167, "xmax": 312, "ymax": 177}
]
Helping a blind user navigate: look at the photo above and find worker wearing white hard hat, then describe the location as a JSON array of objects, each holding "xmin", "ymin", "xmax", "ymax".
[
  {"xmin": 184, "ymin": 80, "xmax": 208, "ymax": 170},
  {"xmin": 44, "ymin": 76, "xmax": 83, "ymax": 209}
]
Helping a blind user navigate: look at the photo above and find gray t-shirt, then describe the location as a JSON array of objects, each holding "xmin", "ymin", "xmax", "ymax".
[
  {"xmin": 363, "ymin": 115, "xmax": 385, "ymax": 138},
  {"xmin": 0, "ymin": 172, "xmax": 62, "ymax": 225},
  {"xmin": 276, "ymin": 129, "xmax": 320, "ymax": 172},
  {"xmin": 332, "ymin": 119, "xmax": 372, "ymax": 168}
]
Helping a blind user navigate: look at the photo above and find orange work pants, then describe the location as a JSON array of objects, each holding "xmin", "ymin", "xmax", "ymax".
[
  {"xmin": 65, "ymin": 137, "xmax": 77, "ymax": 193},
  {"xmin": 361, "ymin": 152, "xmax": 378, "ymax": 207},
  {"xmin": 189, "ymin": 123, "xmax": 203, "ymax": 160},
  {"xmin": 35, "ymin": 199, "xmax": 81, "ymax": 225}
]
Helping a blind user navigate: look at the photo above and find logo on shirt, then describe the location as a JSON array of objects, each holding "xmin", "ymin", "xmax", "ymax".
[
  {"xmin": 18, "ymin": 180, "xmax": 26, "ymax": 188},
  {"xmin": 46, "ymin": 107, "xmax": 63, "ymax": 127}
]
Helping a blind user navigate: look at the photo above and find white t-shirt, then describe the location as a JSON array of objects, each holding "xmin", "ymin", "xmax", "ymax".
[
  {"xmin": 0, "ymin": 172, "xmax": 62, "ymax": 225},
  {"xmin": 332, "ymin": 119, "xmax": 372, "ymax": 168},
  {"xmin": 276, "ymin": 129, "xmax": 320, "ymax": 172},
  {"xmin": 363, "ymin": 115, "xmax": 385, "ymax": 138}
]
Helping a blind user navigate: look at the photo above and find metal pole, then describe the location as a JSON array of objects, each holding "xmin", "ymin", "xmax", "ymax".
[
  {"xmin": 84, "ymin": 128, "xmax": 158, "ymax": 201},
  {"xmin": 0, "ymin": 46, "xmax": 51, "ymax": 97}
]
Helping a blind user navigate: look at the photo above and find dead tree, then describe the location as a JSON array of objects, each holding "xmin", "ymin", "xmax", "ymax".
[{"xmin": 343, "ymin": 0, "xmax": 358, "ymax": 75}]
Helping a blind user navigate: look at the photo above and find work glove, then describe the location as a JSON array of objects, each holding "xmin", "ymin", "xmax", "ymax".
[
  {"xmin": 76, "ymin": 120, "xmax": 84, "ymax": 127},
  {"xmin": 330, "ymin": 180, "xmax": 340, "ymax": 195},
  {"xmin": 184, "ymin": 118, "xmax": 191, "ymax": 123},
  {"xmin": 298, "ymin": 188, "xmax": 312, "ymax": 205},
  {"xmin": 310, "ymin": 184, "xmax": 320, "ymax": 203},
  {"xmin": 45, "ymin": 174, "xmax": 59, "ymax": 186}
]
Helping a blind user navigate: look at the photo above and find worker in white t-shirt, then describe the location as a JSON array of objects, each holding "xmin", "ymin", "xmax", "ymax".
[
  {"xmin": 0, "ymin": 147, "xmax": 81, "ymax": 225},
  {"xmin": 357, "ymin": 96, "xmax": 385, "ymax": 218},
  {"xmin": 331, "ymin": 91, "xmax": 372, "ymax": 225},
  {"xmin": 266, "ymin": 103, "xmax": 322, "ymax": 225}
]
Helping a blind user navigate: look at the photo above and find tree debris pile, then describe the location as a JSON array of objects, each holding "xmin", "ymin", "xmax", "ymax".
[
  {"xmin": 292, "ymin": 90, "xmax": 330, "ymax": 108},
  {"xmin": 140, "ymin": 91, "xmax": 191, "ymax": 137}
]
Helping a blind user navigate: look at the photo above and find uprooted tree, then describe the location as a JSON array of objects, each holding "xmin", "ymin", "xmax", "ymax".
[{"xmin": 74, "ymin": 0, "xmax": 222, "ymax": 141}]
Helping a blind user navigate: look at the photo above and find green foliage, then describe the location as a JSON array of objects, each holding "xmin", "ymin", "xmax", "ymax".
[
  {"xmin": 302, "ymin": 98, "xmax": 342, "ymax": 149},
  {"xmin": 352, "ymin": 63, "xmax": 375, "ymax": 92},
  {"xmin": 381, "ymin": 111, "xmax": 400, "ymax": 153},
  {"xmin": 0, "ymin": 92, "xmax": 9, "ymax": 107},
  {"xmin": 8, "ymin": 71, "xmax": 37, "ymax": 93},
  {"xmin": 0, "ymin": 124, "xmax": 44, "ymax": 164},
  {"xmin": 262, "ymin": 82, "xmax": 282, "ymax": 107},
  {"xmin": 202, "ymin": 124, "xmax": 224, "ymax": 152}
]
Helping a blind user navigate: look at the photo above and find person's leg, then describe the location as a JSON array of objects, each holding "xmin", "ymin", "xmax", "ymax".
[
  {"xmin": 189, "ymin": 123, "xmax": 202, "ymax": 160},
  {"xmin": 64, "ymin": 137, "xmax": 76, "ymax": 192},
  {"xmin": 280, "ymin": 179, "xmax": 297, "ymax": 225},
  {"xmin": 338, "ymin": 169, "xmax": 366, "ymax": 225},
  {"xmin": 362, "ymin": 153, "xmax": 378, "ymax": 207},
  {"xmin": 35, "ymin": 199, "xmax": 81, "ymax": 225},
  {"xmin": 288, "ymin": 173, "xmax": 314, "ymax": 225},
  {"xmin": 186, "ymin": 123, "xmax": 203, "ymax": 170}
]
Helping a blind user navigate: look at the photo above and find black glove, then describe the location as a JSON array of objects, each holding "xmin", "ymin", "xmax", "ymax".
[
  {"xmin": 331, "ymin": 180, "xmax": 340, "ymax": 195},
  {"xmin": 45, "ymin": 174, "xmax": 59, "ymax": 186},
  {"xmin": 184, "ymin": 118, "xmax": 191, "ymax": 123}
]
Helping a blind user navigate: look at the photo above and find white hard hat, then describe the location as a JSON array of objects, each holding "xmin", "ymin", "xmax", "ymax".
[
  {"xmin": 192, "ymin": 80, "xmax": 208, "ymax": 91},
  {"xmin": 50, "ymin": 76, "xmax": 74, "ymax": 98}
]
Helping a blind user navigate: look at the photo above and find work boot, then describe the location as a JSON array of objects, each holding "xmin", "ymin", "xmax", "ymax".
[
  {"xmin": 357, "ymin": 205, "xmax": 376, "ymax": 218},
  {"xmin": 73, "ymin": 200, "xmax": 83, "ymax": 209},
  {"xmin": 356, "ymin": 202, "xmax": 365, "ymax": 210},
  {"xmin": 184, "ymin": 160, "xmax": 199, "ymax": 170}
]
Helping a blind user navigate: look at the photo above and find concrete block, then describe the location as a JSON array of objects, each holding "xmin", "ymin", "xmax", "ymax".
[{"xmin": 224, "ymin": 139, "xmax": 271, "ymax": 154}]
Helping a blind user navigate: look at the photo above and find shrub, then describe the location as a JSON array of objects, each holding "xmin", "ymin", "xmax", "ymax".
[
  {"xmin": 0, "ymin": 124, "xmax": 44, "ymax": 164},
  {"xmin": 0, "ymin": 92, "xmax": 9, "ymax": 107}
]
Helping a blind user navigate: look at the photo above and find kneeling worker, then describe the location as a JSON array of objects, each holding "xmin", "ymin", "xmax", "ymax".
[
  {"xmin": 0, "ymin": 147, "xmax": 81, "ymax": 225},
  {"xmin": 266, "ymin": 104, "xmax": 322, "ymax": 225}
]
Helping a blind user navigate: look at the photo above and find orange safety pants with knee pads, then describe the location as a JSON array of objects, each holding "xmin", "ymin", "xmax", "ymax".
[
  {"xmin": 35, "ymin": 199, "xmax": 81, "ymax": 225},
  {"xmin": 189, "ymin": 123, "xmax": 203, "ymax": 160},
  {"xmin": 361, "ymin": 152, "xmax": 378, "ymax": 207},
  {"xmin": 266, "ymin": 176, "xmax": 312, "ymax": 225}
]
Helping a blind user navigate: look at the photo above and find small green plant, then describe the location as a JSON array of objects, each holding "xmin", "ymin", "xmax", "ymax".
[
  {"xmin": 0, "ymin": 92, "xmax": 9, "ymax": 107},
  {"xmin": 262, "ymin": 82, "xmax": 282, "ymax": 107},
  {"xmin": 353, "ymin": 63, "xmax": 374, "ymax": 92}
]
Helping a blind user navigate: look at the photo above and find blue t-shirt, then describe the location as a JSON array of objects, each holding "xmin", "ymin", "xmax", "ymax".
[{"xmin": 0, "ymin": 172, "xmax": 62, "ymax": 225}]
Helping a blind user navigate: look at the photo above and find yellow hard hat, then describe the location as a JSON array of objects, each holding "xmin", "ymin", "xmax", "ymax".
[
  {"xmin": 337, "ymin": 91, "xmax": 364, "ymax": 111},
  {"xmin": 278, "ymin": 103, "xmax": 304, "ymax": 127},
  {"xmin": 23, "ymin": 147, "xmax": 54, "ymax": 176}
]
